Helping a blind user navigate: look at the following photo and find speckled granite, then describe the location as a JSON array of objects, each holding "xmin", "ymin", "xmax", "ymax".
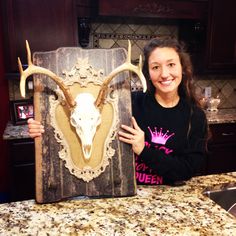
[
  {"xmin": 3, "ymin": 109, "xmax": 236, "ymax": 140},
  {"xmin": 0, "ymin": 173, "xmax": 236, "ymax": 235},
  {"xmin": 2, "ymin": 122, "xmax": 30, "ymax": 140},
  {"xmin": 206, "ymin": 108, "xmax": 236, "ymax": 124}
]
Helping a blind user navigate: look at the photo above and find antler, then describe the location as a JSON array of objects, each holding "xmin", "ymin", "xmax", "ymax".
[
  {"xmin": 95, "ymin": 40, "xmax": 147, "ymax": 108},
  {"xmin": 18, "ymin": 40, "xmax": 76, "ymax": 109}
]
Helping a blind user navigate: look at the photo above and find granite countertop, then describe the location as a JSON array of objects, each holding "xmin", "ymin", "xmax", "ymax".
[
  {"xmin": 0, "ymin": 173, "xmax": 236, "ymax": 235},
  {"xmin": 2, "ymin": 122, "xmax": 30, "ymax": 140},
  {"xmin": 3, "ymin": 108, "xmax": 236, "ymax": 140},
  {"xmin": 205, "ymin": 108, "xmax": 236, "ymax": 124}
]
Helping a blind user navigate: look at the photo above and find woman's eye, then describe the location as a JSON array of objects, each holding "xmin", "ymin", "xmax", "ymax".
[
  {"xmin": 168, "ymin": 63, "xmax": 175, "ymax": 67},
  {"xmin": 152, "ymin": 66, "xmax": 159, "ymax": 70}
]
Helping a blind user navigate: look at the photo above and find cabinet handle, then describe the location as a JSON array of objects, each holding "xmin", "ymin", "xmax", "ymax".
[{"xmin": 222, "ymin": 132, "xmax": 235, "ymax": 136}]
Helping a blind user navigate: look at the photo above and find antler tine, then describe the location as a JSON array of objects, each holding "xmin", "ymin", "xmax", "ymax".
[
  {"xmin": 18, "ymin": 40, "xmax": 76, "ymax": 109},
  {"xmin": 139, "ymin": 54, "xmax": 142, "ymax": 69},
  {"xmin": 26, "ymin": 40, "xmax": 32, "ymax": 66},
  {"xmin": 18, "ymin": 55, "xmax": 28, "ymax": 98},
  {"xmin": 18, "ymin": 57, "xmax": 23, "ymax": 76},
  {"xmin": 95, "ymin": 40, "xmax": 147, "ymax": 108}
]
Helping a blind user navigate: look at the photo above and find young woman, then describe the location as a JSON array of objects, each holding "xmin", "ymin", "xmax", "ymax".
[
  {"xmin": 28, "ymin": 37, "xmax": 208, "ymax": 186},
  {"xmin": 118, "ymin": 37, "xmax": 208, "ymax": 185}
]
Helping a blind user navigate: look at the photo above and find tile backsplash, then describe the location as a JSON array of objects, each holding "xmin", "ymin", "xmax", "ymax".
[
  {"xmin": 194, "ymin": 75, "xmax": 236, "ymax": 109},
  {"xmin": 9, "ymin": 22, "xmax": 236, "ymax": 108},
  {"xmin": 8, "ymin": 78, "xmax": 33, "ymax": 101}
]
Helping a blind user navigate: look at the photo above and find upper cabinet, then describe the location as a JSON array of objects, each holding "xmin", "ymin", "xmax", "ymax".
[
  {"xmin": 1, "ymin": 0, "xmax": 78, "ymax": 72},
  {"xmin": 205, "ymin": 0, "xmax": 236, "ymax": 72},
  {"xmin": 98, "ymin": 0, "xmax": 208, "ymax": 20},
  {"xmin": 1, "ymin": 0, "xmax": 235, "ymax": 74},
  {"xmin": 98, "ymin": 0, "xmax": 236, "ymax": 74}
]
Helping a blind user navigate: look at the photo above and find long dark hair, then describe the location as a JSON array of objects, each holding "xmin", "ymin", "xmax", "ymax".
[
  {"xmin": 142, "ymin": 37, "xmax": 200, "ymax": 107},
  {"xmin": 142, "ymin": 37, "xmax": 210, "ymax": 153}
]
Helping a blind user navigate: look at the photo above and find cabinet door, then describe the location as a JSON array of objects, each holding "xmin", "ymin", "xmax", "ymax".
[
  {"xmin": 206, "ymin": 0, "xmax": 236, "ymax": 72},
  {"xmin": 207, "ymin": 143, "xmax": 236, "ymax": 174},
  {"xmin": 1, "ymin": 0, "xmax": 78, "ymax": 72},
  {"xmin": 206, "ymin": 123, "xmax": 236, "ymax": 174},
  {"xmin": 11, "ymin": 163, "xmax": 35, "ymax": 201},
  {"xmin": 99, "ymin": 0, "xmax": 207, "ymax": 19},
  {"xmin": 9, "ymin": 139, "xmax": 35, "ymax": 201}
]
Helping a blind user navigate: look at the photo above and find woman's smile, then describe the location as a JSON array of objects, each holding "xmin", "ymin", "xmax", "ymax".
[{"xmin": 159, "ymin": 78, "xmax": 175, "ymax": 86}]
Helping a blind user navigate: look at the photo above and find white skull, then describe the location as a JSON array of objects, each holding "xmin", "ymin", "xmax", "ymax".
[{"xmin": 70, "ymin": 93, "xmax": 101, "ymax": 160}]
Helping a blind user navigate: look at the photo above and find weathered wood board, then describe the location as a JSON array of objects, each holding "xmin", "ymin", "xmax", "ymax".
[{"xmin": 33, "ymin": 47, "xmax": 137, "ymax": 203}]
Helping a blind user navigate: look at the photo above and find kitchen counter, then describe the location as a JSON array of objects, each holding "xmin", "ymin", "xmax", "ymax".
[
  {"xmin": 206, "ymin": 108, "xmax": 236, "ymax": 124},
  {"xmin": 3, "ymin": 108, "xmax": 236, "ymax": 140},
  {"xmin": 3, "ymin": 122, "xmax": 29, "ymax": 140},
  {"xmin": 0, "ymin": 173, "xmax": 236, "ymax": 235}
]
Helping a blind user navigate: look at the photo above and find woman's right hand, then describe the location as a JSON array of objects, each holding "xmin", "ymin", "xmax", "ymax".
[
  {"xmin": 118, "ymin": 117, "xmax": 145, "ymax": 155},
  {"xmin": 27, "ymin": 118, "xmax": 45, "ymax": 138}
]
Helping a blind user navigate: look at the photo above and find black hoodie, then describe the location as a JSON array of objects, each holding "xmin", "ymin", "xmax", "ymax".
[{"xmin": 132, "ymin": 91, "xmax": 208, "ymax": 185}]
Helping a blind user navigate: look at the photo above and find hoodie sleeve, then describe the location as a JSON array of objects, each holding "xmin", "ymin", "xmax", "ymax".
[{"xmin": 138, "ymin": 106, "xmax": 208, "ymax": 184}]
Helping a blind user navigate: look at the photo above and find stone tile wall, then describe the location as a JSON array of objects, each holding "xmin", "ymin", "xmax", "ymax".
[
  {"xmin": 89, "ymin": 22, "xmax": 236, "ymax": 109},
  {"xmin": 9, "ymin": 22, "xmax": 236, "ymax": 108}
]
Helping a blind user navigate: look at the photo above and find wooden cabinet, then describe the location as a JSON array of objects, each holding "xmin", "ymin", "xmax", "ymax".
[
  {"xmin": 179, "ymin": 20, "xmax": 207, "ymax": 74},
  {"xmin": 8, "ymin": 138, "xmax": 35, "ymax": 201},
  {"xmin": 205, "ymin": 0, "xmax": 236, "ymax": 72},
  {"xmin": 98, "ymin": 0, "xmax": 236, "ymax": 74},
  {"xmin": 98, "ymin": 0, "xmax": 208, "ymax": 19},
  {"xmin": 206, "ymin": 123, "xmax": 236, "ymax": 174},
  {"xmin": 76, "ymin": 0, "xmax": 98, "ymax": 18},
  {"xmin": 1, "ymin": 0, "xmax": 235, "ymax": 74},
  {"xmin": 1, "ymin": 0, "xmax": 78, "ymax": 72}
]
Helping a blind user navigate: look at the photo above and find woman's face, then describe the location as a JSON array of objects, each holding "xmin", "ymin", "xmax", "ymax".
[{"xmin": 148, "ymin": 47, "xmax": 182, "ymax": 96}]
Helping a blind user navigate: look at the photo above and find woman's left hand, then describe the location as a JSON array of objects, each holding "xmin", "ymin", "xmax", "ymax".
[{"xmin": 118, "ymin": 116, "xmax": 145, "ymax": 155}]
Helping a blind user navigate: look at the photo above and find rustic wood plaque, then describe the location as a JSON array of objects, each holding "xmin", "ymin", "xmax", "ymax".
[{"xmin": 32, "ymin": 47, "xmax": 137, "ymax": 203}]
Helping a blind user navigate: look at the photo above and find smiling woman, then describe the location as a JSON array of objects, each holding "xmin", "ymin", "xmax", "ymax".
[{"xmin": 118, "ymin": 37, "xmax": 208, "ymax": 186}]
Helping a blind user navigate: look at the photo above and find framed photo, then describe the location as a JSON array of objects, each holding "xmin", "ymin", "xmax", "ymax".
[{"xmin": 10, "ymin": 99, "xmax": 34, "ymax": 125}]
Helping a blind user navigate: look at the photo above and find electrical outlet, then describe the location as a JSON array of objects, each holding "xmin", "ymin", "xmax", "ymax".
[{"xmin": 204, "ymin": 86, "xmax": 212, "ymax": 98}]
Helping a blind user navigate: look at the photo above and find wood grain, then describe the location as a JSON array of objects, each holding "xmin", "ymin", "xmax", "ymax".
[{"xmin": 33, "ymin": 47, "xmax": 136, "ymax": 203}]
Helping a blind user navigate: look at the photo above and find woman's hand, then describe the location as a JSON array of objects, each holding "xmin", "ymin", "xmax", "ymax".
[
  {"xmin": 118, "ymin": 116, "xmax": 145, "ymax": 155},
  {"xmin": 27, "ymin": 118, "xmax": 44, "ymax": 138}
]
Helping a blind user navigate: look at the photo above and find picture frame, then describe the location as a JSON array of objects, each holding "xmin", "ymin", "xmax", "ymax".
[{"xmin": 10, "ymin": 99, "xmax": 34, "ymax": 125}]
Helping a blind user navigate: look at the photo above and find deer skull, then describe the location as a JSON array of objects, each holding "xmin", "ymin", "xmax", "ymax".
[
  {"xmin": 18, "ymin": 40, "xmax": 147, "ymax": 160},
  {"xmin": 70, "ymin": 93, "xmax": 101, "ymax": 160}
]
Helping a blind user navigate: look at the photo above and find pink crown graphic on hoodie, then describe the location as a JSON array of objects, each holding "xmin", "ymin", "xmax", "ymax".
[
  {"xmin": 148, "ymin": 126, "xmax": 175, "ymax": 145},
  {"xmin": 135, "ymin": 126, "xmax": 175, "ymax": 185}
]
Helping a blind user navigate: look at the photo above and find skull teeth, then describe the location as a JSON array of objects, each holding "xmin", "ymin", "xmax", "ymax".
[{"xmin": 83, "ymin": 145, "xmax": 92, "ymax": 160}]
